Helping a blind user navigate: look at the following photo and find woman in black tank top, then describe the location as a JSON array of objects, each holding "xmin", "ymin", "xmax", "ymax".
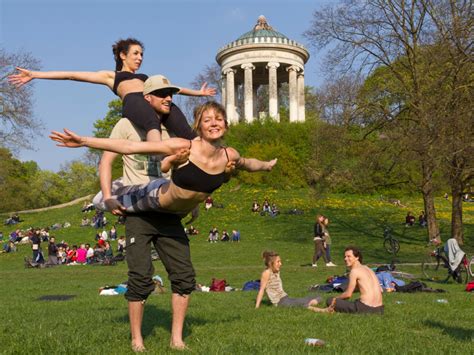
[
  {"xmin": 50, "ymin": 102, "xmax": 278, "ymax": 215},
  {"xmin": 8, "ymin": 37, "xmax": 216, "ymax": 141}
]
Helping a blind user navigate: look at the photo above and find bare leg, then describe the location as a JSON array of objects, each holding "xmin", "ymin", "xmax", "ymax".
[
  {"xmin": 308, "ymin": 298, "xmax": 321, "ymax": 307},
  {"xmin": 308, "ymin": 305, "xmax": 334, "ymax": 313},
  {"xmin": 170, "ymin": 293, "xmax": 190, "ymax": 350},
  {"xmin": 129, "ymin": 301, "xmax": 146, "ymax": 352}
]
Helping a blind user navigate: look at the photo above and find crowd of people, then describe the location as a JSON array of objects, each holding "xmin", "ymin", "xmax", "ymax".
[
  {"xmin": 405, "ymin": 211, "xmax": 427, "ymax": 227},
  {"xmin": 251, "ymin": 198, "xmax": 279, "ymax": 217},
  {"xmin": 206, "ymin": 227, "xmax": 241, "ymax": 243}
]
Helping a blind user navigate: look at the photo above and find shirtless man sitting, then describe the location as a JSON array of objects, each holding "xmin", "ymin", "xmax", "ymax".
[{"xmin": 309, "ymin": 246, "xmax": 384, "ymax": 315}]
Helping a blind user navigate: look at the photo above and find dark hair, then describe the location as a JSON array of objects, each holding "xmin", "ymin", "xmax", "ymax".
[
  {"xmin": 344, "ymin": 246, "xmax": 363, "ymax": 263},
  {"xmin": 112, "ymin": 38, "xmax": 144, "ymax": 71}
]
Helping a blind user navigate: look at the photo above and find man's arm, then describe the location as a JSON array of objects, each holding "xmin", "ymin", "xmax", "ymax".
[{"xmin": 337, "ymin": 269, "xmax": 358, "ymax": 300}]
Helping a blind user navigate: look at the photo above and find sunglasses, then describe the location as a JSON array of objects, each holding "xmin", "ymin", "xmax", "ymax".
[{"xmin": 151, "ymin": 89, "xmax": 176, "ymax": 98}]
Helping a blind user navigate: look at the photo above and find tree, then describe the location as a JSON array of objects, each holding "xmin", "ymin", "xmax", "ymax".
[
  {"xmin": 304, "ymin": 0, "xmax": 473, "ymax": 242},
  {"xmin": 181, "ymin": 64, "xmax": 222, "ymax": 120},
  {"xmin": 0, "ymin": 48, "xmax": 41, "ymax": 151}
]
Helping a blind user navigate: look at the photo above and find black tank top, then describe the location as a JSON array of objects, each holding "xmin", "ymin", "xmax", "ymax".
[
  {"xmin": 172, "ymin": 144, "xmax": 230, "ymax": 193},
  {"xmin": 112, "ymin": 71, "xmax": 148, "ymax": 95}
]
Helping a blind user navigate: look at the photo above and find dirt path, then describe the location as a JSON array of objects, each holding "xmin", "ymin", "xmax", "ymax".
[{"xmin": 4, "ymin": 195, "xmax": 94, "ymax": 215}]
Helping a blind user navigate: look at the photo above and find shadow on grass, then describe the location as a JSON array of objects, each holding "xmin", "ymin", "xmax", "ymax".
[
  {"xmin": 117, "ymin": 304, "xmax": 241, "ymax": 341},
  {"xmin": 424, "ymin": 319, "xmax": 474, "ymax": 341}
]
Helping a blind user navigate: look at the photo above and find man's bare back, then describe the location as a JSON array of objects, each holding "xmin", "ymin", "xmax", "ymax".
[{"xmin": 350, "ymin": 264, "xmax": 383, "ymax": 307}]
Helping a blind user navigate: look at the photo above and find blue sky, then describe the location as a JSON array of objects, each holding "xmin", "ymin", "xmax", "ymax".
[{"xmin": 1, "ymin": 0, "xmax": 331, "ymax": 171}]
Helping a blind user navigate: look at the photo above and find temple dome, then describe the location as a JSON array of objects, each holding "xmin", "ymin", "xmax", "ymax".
[{"xmin": 236, "ymin": 15, "xmax": 288, "ymax": 40}]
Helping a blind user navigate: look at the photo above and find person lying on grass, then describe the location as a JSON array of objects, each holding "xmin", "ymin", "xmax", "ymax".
[
  {"xmin": 50, "ymin": 101, "xmax": 277, "ymax": 215},
  {"xmin": 255, "ymin": 250, "xmax": 321, "ymax": 308},
  {"xmin": 308, "ymin": 246, "xmax": 384, "ymax": 314}
]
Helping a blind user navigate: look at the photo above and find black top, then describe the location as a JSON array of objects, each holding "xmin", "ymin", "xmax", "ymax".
[
  {"xmin": 172, "ymin": 145, "xmax": 230, "ymax": 194},
  {"xmin": 112, "ymin": 71, "xmax": 148, "ymax": 95},
  {"xmin": 314, "ymin": 223, "xmax": 324, "ymax": 238}
]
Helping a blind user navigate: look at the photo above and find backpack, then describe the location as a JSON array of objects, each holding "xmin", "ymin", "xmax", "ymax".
[
  {"xmin": 210, "ymin": 278, "xmax": 227, "ymax": 292},
  {"xmin": 242, "ymin": 280, "xmax": 261, "ymax": 291},
  {"xmin": 466, "ymin": 281, "xmax": 474, "ymax": 292}
]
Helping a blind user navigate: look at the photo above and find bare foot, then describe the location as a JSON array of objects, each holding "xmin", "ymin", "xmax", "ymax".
[
  {"xmin": 308, "ymin": 305, "xmax": 334, "ymax": 313},
  {"xmin": 131, "ymin": 341, "xmax": 146, "ymax": 352},
  {"xmin": 170, "ymin": 342, "xmax": 190, "ymax": 351}
]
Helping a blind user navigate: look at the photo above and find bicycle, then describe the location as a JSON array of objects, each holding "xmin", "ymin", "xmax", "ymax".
[
  {"xmin": 421, "ymin": 240, "xmax": 470, "ymax": 283},
  {"xmin": 468, "ymin": 255, "xmax": 474, "ymax": 280},
  {"xmin": 383, "ymin": 227, "xmax": 400, "ymax": 255}
]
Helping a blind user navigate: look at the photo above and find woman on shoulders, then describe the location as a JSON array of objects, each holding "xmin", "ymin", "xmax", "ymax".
[{"xmin": 9, "ymin": 38, "xmax": 215, "ymax": 141}]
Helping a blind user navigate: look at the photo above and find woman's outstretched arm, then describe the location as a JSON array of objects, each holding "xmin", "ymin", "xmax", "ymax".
[
  {"xmin": 178, "ymin": 82, "xmax": 217, "ymax": 97},
  {"xmin": 237, "ymin": 157, "xmax": 278, "ymax": 172},
  {"xmin": 50, "ymin": 128, "xmax": 188, "ymax": 155},
  {"xmin": 8, "ymin": 67, "xmax": 115, "ymax": 88},
  {"xmin": 226, "ymin": 148, "xmax": 277, "ymax": 172}
]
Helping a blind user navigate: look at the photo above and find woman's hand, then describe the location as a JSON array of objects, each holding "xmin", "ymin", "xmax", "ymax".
[
  {"xmin": 49, "ymin": 128, "xmax": 85, "ymax": 148},
  {"xmin": 199, "ymin": 82, "xmax": 217, "ymax": 97},
  {"xmin": 8, "ymin": 67, "xmax": 34, "ymax": 88}
]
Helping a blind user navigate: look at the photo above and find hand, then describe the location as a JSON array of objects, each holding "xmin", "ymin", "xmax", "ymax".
[
  {"xmin": 49, "ymin": 128, "xmax": 84, "ymax": 148},
  {"xmin": 266, "ymin": 158, "xmax": 278, "ymax": 171},
  {"xmin": 225, "ymin": 160, "xmax": 236, "ymax": 175},
  {"xmin": 199, "ymin": 82, "xmax": 217, "ymax": 97},
  {"xmin": 173, "ymin": 148, "xmax": 190, "ymax": 165},
  {"xmin": 104, "ymin": 199, "xmax": 126, "ymax": 216},
  {"xmin": 8, "ymin": 67, "xmax": 34, "ymax": 88}
]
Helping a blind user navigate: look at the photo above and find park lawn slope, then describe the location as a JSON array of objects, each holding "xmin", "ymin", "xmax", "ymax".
[{"xmin": 0, "ymin": 184, "xmax": 473, "ymax": 354}]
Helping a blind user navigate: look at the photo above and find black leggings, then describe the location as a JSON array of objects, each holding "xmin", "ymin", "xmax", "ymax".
[{"xmin": 122, "ymin": 92, "xmax": 196, "ymax": 140}]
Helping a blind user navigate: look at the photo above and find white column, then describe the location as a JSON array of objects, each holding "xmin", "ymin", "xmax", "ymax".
[
  {"xmin": 297, "ymin": 71, "xmax": 305, "ymax": 122},
  {"xmin": 221, "ymin": 75, "xmax": 226, "ymax": 107},
  {"xmin": 253, "ymin": 85, "xmax": 259, "ymax": 119},
  {"xmin": 241, "ymin": 63, "xmax": 255, "ymax": 122},
  {"xmin": 286, "ymin": 65, "xmax": 299, "ymax": 122},
  {"xmin": 266, "ymin": 61, "xmax": 280, "ymax": 121},
  {"xmin": 224, "ymin": 68, "xmax": 236, "ymax": 124}
]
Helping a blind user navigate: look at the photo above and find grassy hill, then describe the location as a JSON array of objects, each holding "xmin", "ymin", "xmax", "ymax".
[{"xmin": 1, "ymin": 184, "xmax": 473, "ymax": 354}]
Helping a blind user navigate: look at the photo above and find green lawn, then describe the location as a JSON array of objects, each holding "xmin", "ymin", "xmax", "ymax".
[{"xmin": 1, "ymin": 184, "xmax": 473, "ymax": 354}]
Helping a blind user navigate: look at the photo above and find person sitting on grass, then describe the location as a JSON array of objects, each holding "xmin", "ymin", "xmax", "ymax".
[
  {"xmin": 1, "ymin": 241, "xmax": 16, "ymax": 254},
  {"xmin": 251, "ymin": 200, "xmax": 260, "ymax": 213},
  {"xmin": 308, "ymin": 246, "xmax": 384, "ymax": 315},
  {"xmin": 187, "ymin": 225, "xmax": 199, "ymax": 235},
  {"xmin": 221, "ymin": 229, "xmax": 230, "ymax": 242},
  {"xmin": 255, "ymin": 250, "xmax": 321, "ymax": 309},
  {"xmin": 405, "ymin": 212, "xmax": 416, "ymax": 226},
  {"xmin": 231, "ymin": 229, "xmax": 241, "ymax": 242},
  {"xmin": 205, "ymin": 196, "xmax": 214, "ymax": 211},
  {"xmin": 208, "ymin": 227, "xmax": 219, "ymax": 243},
  {"xmin": 49, "ymin": 102, "xmax": 277, "ymax": 217}
]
